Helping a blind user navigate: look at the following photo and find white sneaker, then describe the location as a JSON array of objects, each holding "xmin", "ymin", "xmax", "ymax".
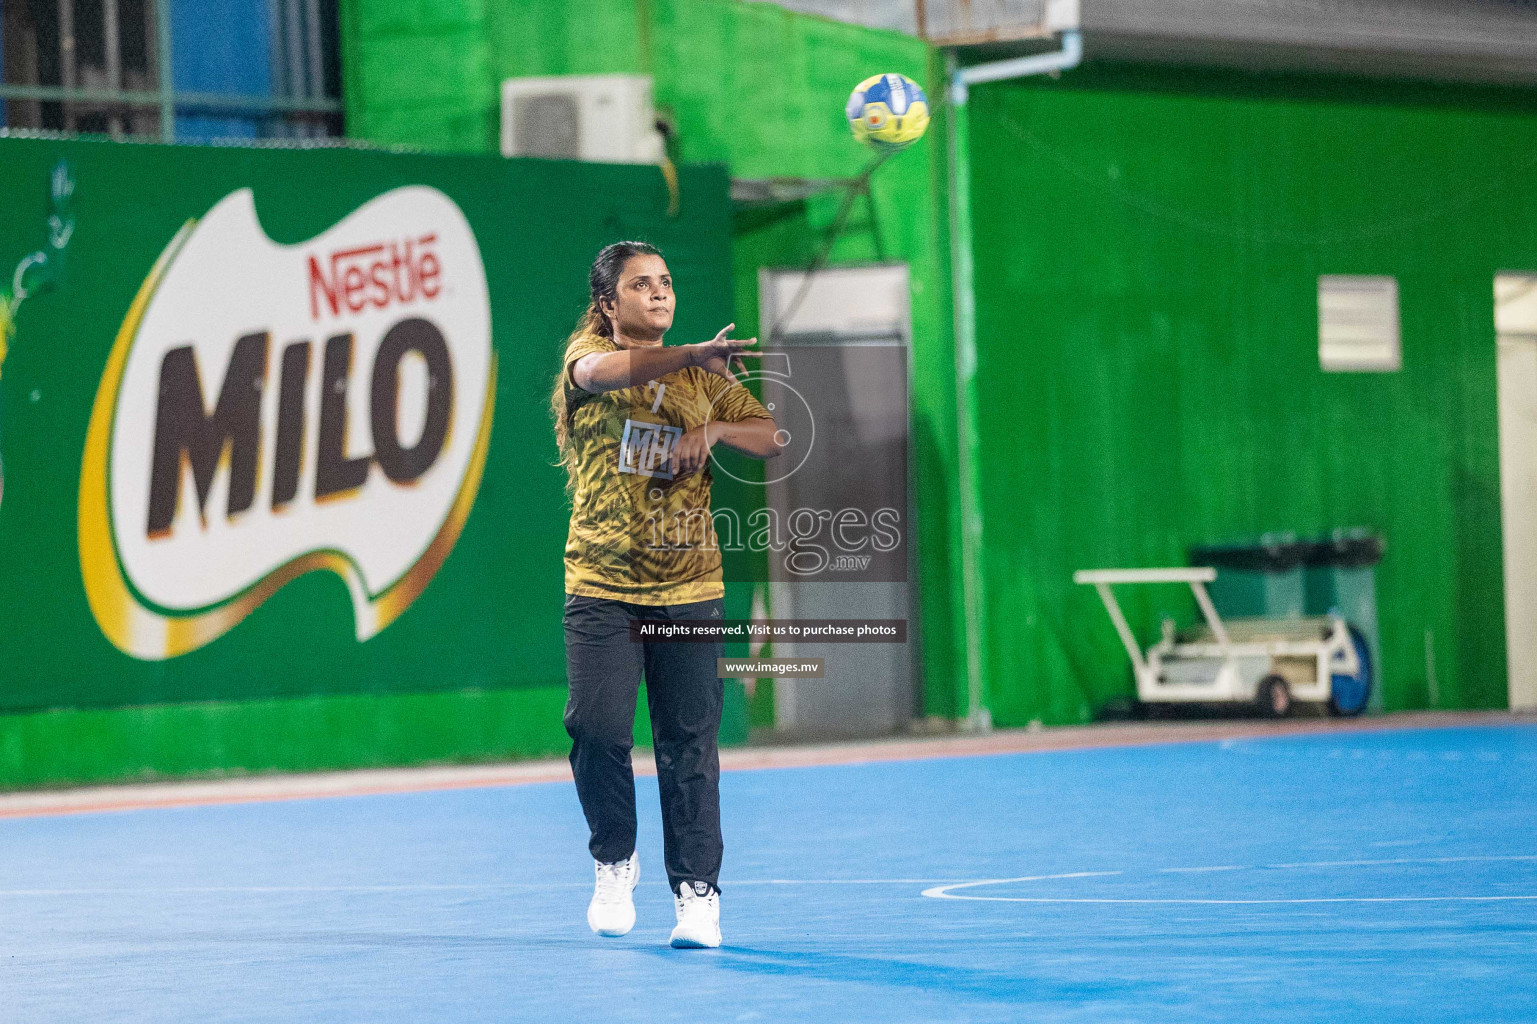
[
  {"xmin": 587, "ymin": 851, "xmax": 639, "ymax": 937},
  {"xmin": 669, "ymin": 880, "xmax": 722, "ymax": 948}
]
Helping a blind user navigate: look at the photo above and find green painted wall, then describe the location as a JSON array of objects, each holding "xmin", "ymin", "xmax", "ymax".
[
  {"xmin": 340, "ymin": 0, "xmax": 495, "ymax": 151},
  {"xmin": 966, "ymin": 66, "xmax": 1537, "ymax": 725},
  {"xmin": 343, "ymin": 0, "xmax": 969, "ymax": 720},
  {"xmin": 0, "ymin": 686, "xmax": 573, "ymax": 790}
]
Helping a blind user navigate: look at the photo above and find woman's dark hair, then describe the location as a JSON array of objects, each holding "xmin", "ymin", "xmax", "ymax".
[
  {"xmin": 575, "ymin": 240, "xmax": 662, "ymax": 338},
  {"xmin": 552, "ymin": 241, "xmax": 666, "ymax": 488}
]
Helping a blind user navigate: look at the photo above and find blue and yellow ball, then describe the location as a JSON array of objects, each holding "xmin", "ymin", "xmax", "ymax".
[{"xmin": 846, "ymin": 73, "xmax": 930, "ymax": 153}]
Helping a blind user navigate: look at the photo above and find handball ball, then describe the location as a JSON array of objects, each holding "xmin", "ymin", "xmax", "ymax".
[{"xmin": 846, "ymin": 73, "xmax": 930, "ymax": 153}]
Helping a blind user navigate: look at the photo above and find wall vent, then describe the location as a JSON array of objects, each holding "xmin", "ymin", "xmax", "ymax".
[{"xmin": 1319, "ymin": 275, "xmax": 1401, "ymax": 372}]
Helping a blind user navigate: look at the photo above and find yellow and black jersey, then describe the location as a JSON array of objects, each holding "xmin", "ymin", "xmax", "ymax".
[{"xmin": 561, "ymin": 331, "xmax": 770, "ymax": 605}]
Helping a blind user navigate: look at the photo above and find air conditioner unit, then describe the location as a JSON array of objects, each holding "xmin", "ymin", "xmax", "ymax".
[{"xmin": 500, "ymin": 74, "xmax": 665, "ymax": 164}]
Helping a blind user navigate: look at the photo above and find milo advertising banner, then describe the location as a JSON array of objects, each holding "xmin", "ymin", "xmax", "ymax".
[
  {"xmin": 83, "ymin": 185, "xmax": 493, "ymax": 661},
  {"xmin": 0, "ymin": 137, "xmax": 732, "ymax": 714}
]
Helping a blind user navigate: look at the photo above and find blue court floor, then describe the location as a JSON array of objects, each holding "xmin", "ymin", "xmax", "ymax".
[{"xmin": 3, "ymin": 724, "xmax": 1536, "ymax": 1023}]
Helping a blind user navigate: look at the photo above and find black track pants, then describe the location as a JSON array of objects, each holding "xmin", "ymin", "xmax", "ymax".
[{"xmin": 562, "ymin": 593, "xmax": 724, "ymax": 894}]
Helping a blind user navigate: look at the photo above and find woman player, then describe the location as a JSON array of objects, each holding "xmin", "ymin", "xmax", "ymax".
[{"xmin": 552, "ymin": 241, "xmax": 781, "ymax": 948}]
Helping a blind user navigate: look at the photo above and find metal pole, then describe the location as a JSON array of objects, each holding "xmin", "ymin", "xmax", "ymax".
[
  {"xmin": 266, "ymin": 0, "xmax": 288, "ymax": 137},
  {"xmin": 285, "ymin": 0, "xmax": 306, "ymax": 110},
  {"xmin": 944, "ymin": 49, "xmax": 989, "ymax": 733},
  {"xmin": 1190, "ymin": 581, "xmax": 1231, "ymax": 649},
  {"xmin": 304, "ymin": 0, "xmax": 324, "ymax": 136},
  {"xmin": 104, "ymin": 0, "xmax": 123, "ymax": 136},
  {"xmin": 155, "ymin": 0, "xmax": 174, "ymax": 140},
  {"xmin": 1094, "ymin": 583, "xmax": 1149, "ymax": 677},
  {"xmin": 59, "ymin": 0, "xmax": 77, "ymax": 132},
  {"xmin": 0, "ymin": 83, "xmax": 340, "ymax": 112},
  {"xmin": 304, "ymin": 0, "xmax": 323, "ymax": 96},
  {"xmin": 955, "ymin": 30, "xmax": 1083, "ymax": 91}
]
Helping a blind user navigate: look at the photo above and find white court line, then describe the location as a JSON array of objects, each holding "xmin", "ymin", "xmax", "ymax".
[
  {"xmin": 0, "ymin": 879, "xmax": 969, "ymax": 897},
  {"xmin": 1262, "ymin": 854, "xmax": 1537, "ymax": 869},
  {"xmin": 709, "ymin": 878, "xmax": 975, "ymax": 887},
  {"xmin": 0, "ymin": 885, "xmax": 589, "ymax": 896},
  {"xmin": 923, "ymin": 854, "xmax": 1537, "ymax": 902},
  {"xmin": 922, "ymin": 896, "xmax": 1537, "ymax": 904},
  {"xmin": 1154, "ymin": 854, "xmax": 1537, "ymax": 874},
  {"xmin": 920, "ymin": 871, "xmax": 1123, "ymax": 899}
]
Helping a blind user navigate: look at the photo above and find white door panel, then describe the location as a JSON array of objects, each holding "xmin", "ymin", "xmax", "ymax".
[{"xmin": 1496, "ymin": 274, "xmax": 1537, "ymax": 710}]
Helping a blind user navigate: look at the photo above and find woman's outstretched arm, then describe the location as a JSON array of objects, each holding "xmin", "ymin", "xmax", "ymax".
[{"xmin": 573, "ymin": 324, "xmax": 758, "ymax": 393}]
